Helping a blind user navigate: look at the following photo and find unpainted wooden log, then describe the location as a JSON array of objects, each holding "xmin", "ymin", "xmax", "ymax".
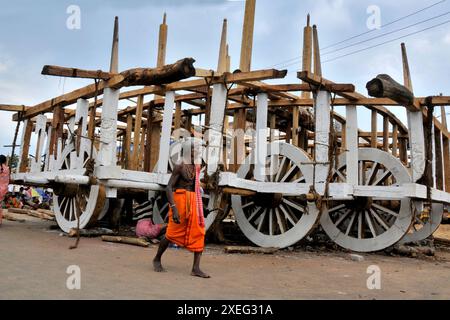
[
  {"xmin": 224, "ymin": 246, "xmax": 278, "ymax": 254},
  {"xmin": 366, "ymin": 74, "xmax": 416, "ymax": 111},
  {"xmin": 101, "ymin": 235, "xmax": 150, "ymax": 247}
]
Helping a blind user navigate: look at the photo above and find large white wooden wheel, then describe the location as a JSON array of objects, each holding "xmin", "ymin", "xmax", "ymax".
[
  {"xmin": 320, "ymin": 148, "xmax": 414, "ymax": 252},
  {"xmin": 399, "ymin": 202, "xmax": 443, "ymax": 244},
  {"xmin": 53, "ymin": 142, "xmax": 106, "ymax": 233},
  {"xmin": 232, "ymin": 142, "xmax": 319, "ymax": 248},
  {"xmin": 152, "ymin": 138, "xmax": 217, "ymax": 230}
]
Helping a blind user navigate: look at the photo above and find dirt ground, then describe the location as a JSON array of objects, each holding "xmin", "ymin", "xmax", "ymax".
[{"xmin": 1, "ymin": 212, "xmax": 449, "ymax": 300}]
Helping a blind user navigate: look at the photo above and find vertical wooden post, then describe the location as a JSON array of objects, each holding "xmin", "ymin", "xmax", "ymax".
[
  {"xmin": 144, "ymin": 103, "xmax": 152, "ymax": 172},
  {"xmin": 269, "ymin": 113, "xmax": 276, "ymax": 142},
  {"xmin": 131, "ymin": 95, "xmax": 144, "ymax": 170},
  {"xmin": 124, "ymin": 114, "xmax": 132, "ymax": 169},
  {"xmin": 314, "ymin": 91, "xmax": 331, "ymax": 191},
  {"xmin": 434, "ymin": 126, "xmax": 443, "ymax": 190},
  {"xmin": 345, "ymin": 105, "xmax": 358, "ymax": 185},
  {"xmin": 138, "ymin": 127, "xmax": 146, "ymax": 171},
  {"xmin": 146, "ymin": 13, "xmax": 168, "ymax": 172},
  {"xmin": 295, "ymin": 15, "xmax": 313, "ymax": 149},
  {"xmin": 99, "ymin": 17, "xmax": 120, "ymax": 168},
  {"xmin": 157, "ymin": 91, "xmax": 175, "ymax": 174},
  {"xmin": 217, "ymin": 19, "xmax": 228, "ymax": 74},
  {"xmin": 254, "ymin": 93, "xmax": 268, "ymax": 182},
  {"xmin": 233, "ymin": 0, "xmax": 255, "ymax": 172},
  {"xmin": 371, "ymin": 110, "xmax": 378, "ymax": 148},
  {"xmin": 383, "ymin": 117, "xmax": 389, "ymax": 152},
  {"xmin": 392, "ymin": 124, "xmax": 398, "ymax": 157},
  {"xmin": 441, "ymin": 106, "xmax": 450, "ymax": 192},
  {"xmin": 19, "ymin": 119, "xmax": 33, "ymax": 173},
  {"xmin": 206, "ymin": 84, "xmax": 228, "ymax": 176},
  {"xmin": 31, "ymin": 115, "xmax": 47, "ymax": 173},
  {"xmin": 402, "ymin": 43, "xmax": 425, "ymax": 182}
]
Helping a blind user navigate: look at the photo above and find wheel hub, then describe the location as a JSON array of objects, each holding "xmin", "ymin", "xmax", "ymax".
[
  {"xmin": 349, "ymin": 196, "xmax": 373, "ymax": 211},
  {"xmin": 253, "ymin": 192, "xmax": 284, "ymax": 208}
]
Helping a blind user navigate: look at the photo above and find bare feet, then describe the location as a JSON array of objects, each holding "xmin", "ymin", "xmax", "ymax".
[
  {"xmin": 191, "ymin": 269, "xmax": 211, "ymax": 278},
  {"xmin": 153, "ymin": 259, "xmax": 166, "ymax": 272}
]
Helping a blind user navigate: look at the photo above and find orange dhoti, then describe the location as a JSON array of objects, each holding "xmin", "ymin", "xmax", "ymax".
[{"xmin": 166, "ymin": 189, "xmax": 205, "ymax": 252}]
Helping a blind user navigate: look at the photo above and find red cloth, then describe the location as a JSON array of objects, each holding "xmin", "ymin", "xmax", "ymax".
[
  {"xmin": 195, "ymin": 164, "xmax": 205, "ymax": 228},
  {"xmin": 136, "ymin": 219, "xmax": 161, "ymax": 239},
  {"xmin": 0, "ymin": 164, "xmax": 9, "ymax": 201},
  {"xmin": 166, "ymin": 189, "xmax": 205, "ymax": 252}
]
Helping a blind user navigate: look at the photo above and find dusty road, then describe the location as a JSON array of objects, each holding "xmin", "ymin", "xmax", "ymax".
[{"xmin": 1, "ymin": 214, "xmax": 449, "ymax": 300}]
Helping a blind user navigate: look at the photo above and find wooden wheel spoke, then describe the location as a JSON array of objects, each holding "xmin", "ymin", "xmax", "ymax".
[
  {"xmin": 269, "ymin": 210, "xmax": 274, "ymax": 236},
  {"xmin": 335, "ymin": 209, "xmax": 351, "ymax": 227},
  {"xmin": 292, "ymin": 176, "xmax": 306, "ymax": 183},
  {"xmin": 333, "ymin": 168, "xmax": 346, "ymax": 182},
  {"xmin": 372, "ymin": 170, "xmax": 391, "ymax": 186},
  {"xmin": 365, "ymin": 162, "xmax": 380, "ymax": 186},
  {"xmin": 372, "ymin": 203, "xmax": 399, "ymax": 217},
  {"xmin": 328, "ymin": 203, "xmax": 346, "ymax": 214},
  {"xmin": 242, "ymin": 201, "xmax": 255, "ymax": 210},
  {"xmin": 275, "ymin": 156, "xmax": 287, "ymax": 182},
  {"xmin": 365, "ymin": 210, "xmax": 377, "ymax": 238},
  {"xmin": 248, "ymin": 206, "xmax": 262, "ymax": 222},
  {"xmin": 280, "ymin": 162, "xmax": 299, "ymax": 182},
  {"xmin": 256, "ymin": 209, "xmax": 267, "ymax": 231},
  {"xmin": 357, "ymin": 211, "xmax": 363, "ymax": 239},
  {"xmin": 275, "ymin": 208, "xmax": 286, "ymax": 234},
  {"xmin": 345, "ymin": 211, "xmax": 357, "ymax": 235},
  {"xmin": 370, "ymin": 208, "xmax": 390, "ymax": 231},
  {"xmin": 279, "ymin": 204, "xmax": 298, "ymax": 226},
  {"xmin": 282, "ymin": 198, "xmax": 304, "ymax": 213}
]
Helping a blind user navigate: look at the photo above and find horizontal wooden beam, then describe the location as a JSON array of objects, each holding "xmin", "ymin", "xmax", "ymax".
[
  {"xmin": 42, "ymin": 65, "xmax": 112, "ymax": 80},
  {"xmin": 165, "ymin": 69, "xmax": 287, "ymax": 91},
  {"xmin": 0, "ymin": 104, "xmax": 29, "ymax": 112}
]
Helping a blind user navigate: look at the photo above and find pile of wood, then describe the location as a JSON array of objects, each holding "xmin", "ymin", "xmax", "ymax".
[{"xmin": 7, "ymin": 208, "xmax": 55, "ymax": 221}]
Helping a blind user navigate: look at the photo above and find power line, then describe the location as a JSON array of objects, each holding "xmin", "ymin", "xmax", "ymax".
[
  {"xmin": 322, "ymin": 11, "xmax": 450, "ymax": 56},
  {"xmin": 321, "ymin": 18, "xmax": 450, "ymax": 64},
  {"xmin": 269, "ymin": 0, "xmax": 447, "ymax": 69},
  {"xmin": 322, "ymin": 0, "xmax": 447, "ymax": 50}
]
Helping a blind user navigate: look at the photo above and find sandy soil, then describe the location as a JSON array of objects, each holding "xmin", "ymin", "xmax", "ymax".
[{"xmin": 1, "ymin": 212, "xmax": 449, "ymax": 300}]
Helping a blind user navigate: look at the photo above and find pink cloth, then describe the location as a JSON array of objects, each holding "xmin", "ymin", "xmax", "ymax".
[
  {"xmin": 195, "ymin": 164, "xmax": 205, "ymax": 228},
  {"xmin": 0, "ymin": 164, "xmax": 10, "ymax": 201},
  {"xmin": 136, "ymin": 219, "xmax": 161, "ymax": 239}
]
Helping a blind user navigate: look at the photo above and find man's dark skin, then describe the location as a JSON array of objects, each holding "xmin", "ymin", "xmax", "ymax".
[{"xmin": 153, "ymin": 145, "xmax": 210, "ymax": 278}]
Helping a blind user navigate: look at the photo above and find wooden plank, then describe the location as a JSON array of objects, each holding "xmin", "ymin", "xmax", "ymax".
[{"xmin": 101, "ymin": 235, "xmax": 150, "ymax": 247}]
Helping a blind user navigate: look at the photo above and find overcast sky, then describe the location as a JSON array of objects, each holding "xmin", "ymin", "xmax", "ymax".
[{"xmin": 1, "ymin": 0, "xmax": 449, "ymax": 156}]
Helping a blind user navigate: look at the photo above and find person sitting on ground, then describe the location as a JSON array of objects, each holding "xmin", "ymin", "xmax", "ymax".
[
  {"xmin": 133, "ymin": 195, "xmax": 167, "ymax": 244},
  {"xmin": 0, "ymin": 155, "xmax": 10, "ymax": 226},
  {"xmin": 4, "ymin": 193, "xmax": 23, "ymax": 209}
]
